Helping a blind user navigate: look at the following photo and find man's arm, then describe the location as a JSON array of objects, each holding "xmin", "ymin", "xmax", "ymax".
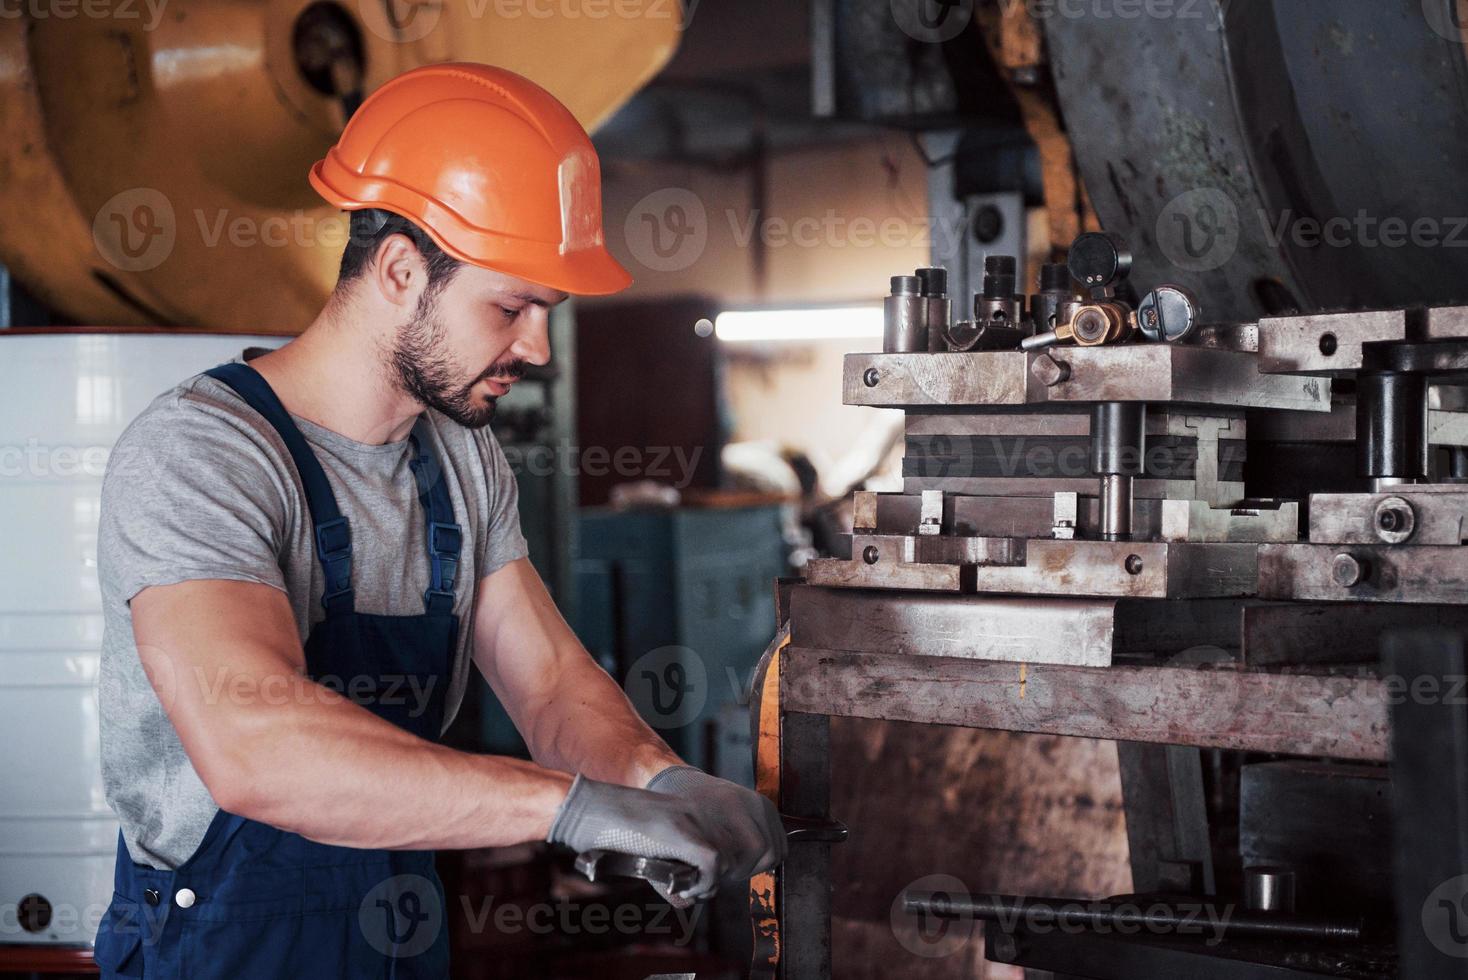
[
  {"xmin": 131, "ymin": 577, "xmax": 573, "ymax": 850},
  {"xmin": 470, "ymin": 558, "xmax": 681, "ymax": 787}
]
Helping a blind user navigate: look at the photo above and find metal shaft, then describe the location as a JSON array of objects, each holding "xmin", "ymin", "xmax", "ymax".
[
  {"xmin": 1090, "ymin": 402, "xmax": 1146, "ymax": 541},
  {"xmin": 1100, "ymin": 474, "xmax": 1133, "ymax": 541},
  {"xmin": 1356, "ymin": 370, "xmax": 1427, "ymax": 482},
  {"xmin": 902, "ymin": 892, "xmax": 1362, "ymax": 943},
  {"xmin": 884, "ymin": 276, "xmax": 926, "ymax": 353}
]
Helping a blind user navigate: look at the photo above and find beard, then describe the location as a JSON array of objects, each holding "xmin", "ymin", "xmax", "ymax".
[{"xmin": 385, "ymin": 293, "xmax": 526, "ymax": 430}]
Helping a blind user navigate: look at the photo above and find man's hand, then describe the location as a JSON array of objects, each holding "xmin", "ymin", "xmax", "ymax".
[
  {"xmin": 647, "ymin": 765, "xmax": 787, "ymax": 885},
  {"xmin": 548, "ymin": 770, "xmax": 785, "ymax": 904}
]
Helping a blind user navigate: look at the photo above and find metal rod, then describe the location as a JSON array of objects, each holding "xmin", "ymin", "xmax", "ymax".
[
  {"xmin": 1100, "ymin": 473, "xmax": 1133, "ymax": 541},
  {"xmin": 1091, "ymin": 402, "xmax": 1145, "ymax": 541},
  {"xmin": 902, "ymin": 892, "xmax": 1363, "ymax": 943},
  {"xmin": 1356, "ymin": 370, "xmax": 1427, "ymax": 481}
]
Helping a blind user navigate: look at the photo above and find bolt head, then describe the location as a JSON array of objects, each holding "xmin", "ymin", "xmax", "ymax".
[
  {"xmin": 862, "ymin": 545, "xmax": 880, "ymax": 565},
  {"xmin": 1030, "ymin": 353, "xmax": 1071, "ymax": 387},
  {"xmin": 863, "ymin": 367, "xmax": 881, "ymax": 388},
  {"xmin": 1331, "ymin": 553, "xmax": 1366, "ymax": 588},
  {"xmin": 1124, "ymin": 554, "xmax": 1144, "ymax": 575}
]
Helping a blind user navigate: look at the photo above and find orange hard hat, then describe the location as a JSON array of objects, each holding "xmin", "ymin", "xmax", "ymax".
[{"xmin": 309, "ymin": 63, "xmax": 632, "ymax": 296}]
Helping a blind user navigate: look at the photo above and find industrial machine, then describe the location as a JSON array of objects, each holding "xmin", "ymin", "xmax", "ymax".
[{"xmin": 755, "ymin": 232, "xmax": 1468, "ymax": 978}]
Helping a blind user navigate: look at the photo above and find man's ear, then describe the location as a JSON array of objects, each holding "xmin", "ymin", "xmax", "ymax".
[{"xmin": 369, "ymin": 233, "xmax": 428, "ymax": 309}]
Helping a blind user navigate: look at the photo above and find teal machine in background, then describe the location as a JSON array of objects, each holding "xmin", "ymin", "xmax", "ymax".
[{"xmin": 573, "ymin": 504, "xmax": 788, "ymax": 785}]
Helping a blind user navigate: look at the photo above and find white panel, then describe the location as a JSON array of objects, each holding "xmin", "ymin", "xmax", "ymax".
[{"xmin": 0, "ymin": 332, "xmax": 282, "ymax": 946}]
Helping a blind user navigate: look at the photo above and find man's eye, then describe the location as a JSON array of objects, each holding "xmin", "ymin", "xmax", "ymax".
[{"xmin": 499, "ymin": 306, "xmax": 521, "ymax": 319}]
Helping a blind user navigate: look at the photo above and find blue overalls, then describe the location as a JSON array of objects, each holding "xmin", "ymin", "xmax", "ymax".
[{"xmin": 94, "ymin": 362, "xmax": 462, "ymax": 978}]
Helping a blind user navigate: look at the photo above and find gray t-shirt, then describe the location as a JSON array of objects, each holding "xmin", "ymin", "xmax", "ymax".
[{"xmin": 97, "ymin": 363, "xmax": 528, "ymax": 869}]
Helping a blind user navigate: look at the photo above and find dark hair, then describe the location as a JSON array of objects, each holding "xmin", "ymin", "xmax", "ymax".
[{"xmin": 336, "ymin": 209, "xmax": 461, "ymax": 295}]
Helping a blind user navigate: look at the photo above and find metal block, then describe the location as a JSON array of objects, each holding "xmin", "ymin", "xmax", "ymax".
[
  {"xmin": 844, "ymin": 351, "xmax": 1029, "ymax": 407},
  {"xmin": 904, "ymin": 408, "xmax": 1248, "ymax": 439},
  {"xmin": 904, "ymin": 475, "xmax": 1245, "ymax": 503},
  {"xmin": 1037, "ymin": 346, "xmax": 1329, "ymax": 412},
  {"xmin": 851, "ymin": 490, "xmax": 878, "ymax": 532},
  {"xmin": 917, "ymin": 489, "xmax": 943, "ymax": 535},
  {"xmin": 846, "ymin": 347, "xmax": 1329, "ymax": 412},
  {"xmin": 810, "ymin": 537, "xmax": 1255, "ymax": 599},
  {"xmin": 1257, "ymin": 309, "xmax": 1407, "ymax": 376},
  {"xmin": 805, "ymin": 533, "xmax": 1014, "ymax": 592},
  {"xmin": 1423, "ymin": 306, "xmax": 1468, "ymax": 340},
  {"xmin": 1052, "ymin": 492, "xmax": 1079, "ymax": 540},
  {"xmin": 1259, "ymin": 543, "xmax": 1468, "ymax": 604},
  {"xmin": 966, "ymin": 540, "xmax": 1258, "ymax": 600},
  {"xmin": 1159, "ymin": 499, "xmax": 1299, "ymax": 543},
  {"xmin": 873, "ymin": 490, "xmax": 1169, "ymax": 541},
  {"xmin": 789, "ymin": 587, "xmax": 1117, "ymax": 666},
  {"xmin": 1309, "ymin": 488, "xmax": 1468, "ymax": 545}
]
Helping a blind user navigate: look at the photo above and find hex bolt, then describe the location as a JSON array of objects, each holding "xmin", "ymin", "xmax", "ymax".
[
  {"xmin": 863, "ymin": 367, "xmax": 881, "ymax": 388},
  {"xmin": 1331, "ymin": 553, "xmax": 1369, "ymax": 588},
  {"xmin": 862, "ymin": 545, "xmax": 880, "ymax": 565},
  {"xmin": 1030, "ymin": 352, "xmax": 1072, "ymax": 388},
  {"xmin": 1124, "ymin": 554, "xmax": 1144, "ymax": 575}
]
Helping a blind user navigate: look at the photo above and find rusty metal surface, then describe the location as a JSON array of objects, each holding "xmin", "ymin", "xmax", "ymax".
[
  {"xmin": 781, "ymin": 647, "xmax": 1389, "ymax": 762},
  {"xmin": 1259, "ymin": 543, "xmax": 1468, "ymax": 604},
  {"xmin": 828, "ymin": 722, "xmax": 1128, "ymax": 976}
]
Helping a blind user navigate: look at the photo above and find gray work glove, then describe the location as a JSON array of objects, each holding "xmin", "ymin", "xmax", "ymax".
[
  {"xmin": 547, "ymin": 769, "xmax": 786, "ymax": 906},
  {"xmin": 548, "ymin": 775, "xmax": 725, "ymax": 905},
  {"xmin": 645, "ymin": 765, "xmax": 788, "ymax": 885}
]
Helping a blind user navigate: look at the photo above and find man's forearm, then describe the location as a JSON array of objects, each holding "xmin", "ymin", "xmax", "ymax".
[
  {"xmin": 196, "ymin": 673, "xmax": 573, "ymax": 850},
  {"xmin": 131, "ymin": 579, "xmax": 573, "ymax": 853},
  {"xmin": 517, "ymin": 655, "xmax": 682, "ymax": 787}
]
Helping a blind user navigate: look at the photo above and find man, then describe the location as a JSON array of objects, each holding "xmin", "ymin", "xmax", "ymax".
[{"xmin": 92, "ymin": 63, "xmax": 784, "ymax": 978}]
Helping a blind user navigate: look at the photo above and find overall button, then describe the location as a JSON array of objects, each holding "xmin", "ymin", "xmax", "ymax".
[
  {"xmin": 174, "ymin": 888, "xmax": 196, "ymax": 909},
  {"xmin": 143, "ymin": 889, "xmax": 160, "ymax": 907}
]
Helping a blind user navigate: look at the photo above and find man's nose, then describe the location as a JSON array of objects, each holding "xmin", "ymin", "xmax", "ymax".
[{"xmin": 511, "ymin": 311, "xmax": 552, "ymax": 367}]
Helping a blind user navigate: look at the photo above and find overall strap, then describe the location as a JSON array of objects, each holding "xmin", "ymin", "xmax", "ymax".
[
  {"xmin": 407, "ymin": 419, "xmax": 463, "ymax": 615},
  {"xmin": 204, "ymin": 363, "xmax": 355, "ymax": 614}
]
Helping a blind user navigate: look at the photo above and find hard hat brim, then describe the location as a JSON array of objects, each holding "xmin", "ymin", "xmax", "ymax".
[{"xmin": 310, "ymin": 160, "xmax": 634, "ymax": 297}]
